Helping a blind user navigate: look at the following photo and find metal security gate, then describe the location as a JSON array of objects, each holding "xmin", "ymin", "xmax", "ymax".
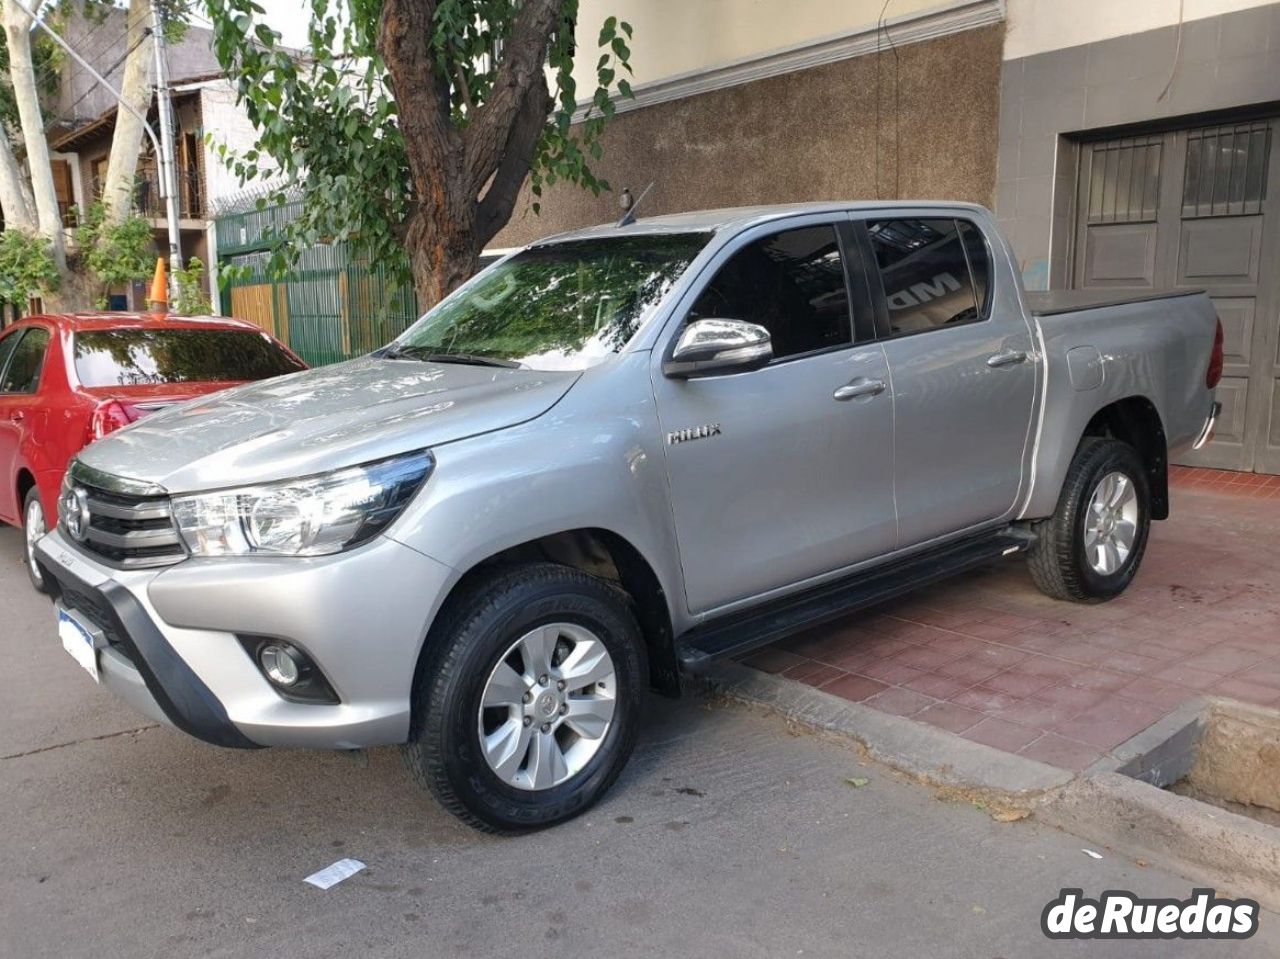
[{"xmin": 1072, "ymin": 118, "xmax": 1280, "ymax": 473}]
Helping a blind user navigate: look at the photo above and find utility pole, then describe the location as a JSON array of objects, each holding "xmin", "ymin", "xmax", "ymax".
[{"xmin": 150, "ymin": 1, "xmax": 183, "ymax": 291}]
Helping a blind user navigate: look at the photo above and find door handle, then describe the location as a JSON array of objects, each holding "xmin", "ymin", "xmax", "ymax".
[
  {"xmin": 986, "ymin": 349, "xmax": 1028, "ymax": 368},
  {"xmin": 833, "ymin": 379, "xmax": 886, "ymax": 401},
  {"xmin": 9, "ymin": 410, "xmax": 23, "ymax": 422}
]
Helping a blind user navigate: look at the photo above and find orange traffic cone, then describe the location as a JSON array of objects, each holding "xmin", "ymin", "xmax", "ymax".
[{"xmin": 148, "ymin": 258, "xmax": 168, "ymax": 315}]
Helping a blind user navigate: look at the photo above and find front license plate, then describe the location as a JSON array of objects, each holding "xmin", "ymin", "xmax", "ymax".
[{"xmin": 58, "ymin": 609, "xmax": 100, "ymax": 683}]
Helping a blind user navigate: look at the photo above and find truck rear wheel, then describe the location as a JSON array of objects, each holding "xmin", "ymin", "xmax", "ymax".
[
  {"xmin": 1027, "ymin": 438, "xmax": 1151, "ymax": 603},
  {"xmin": 403, "ymin": 563, "xmax": 645, "ymax": 833}
]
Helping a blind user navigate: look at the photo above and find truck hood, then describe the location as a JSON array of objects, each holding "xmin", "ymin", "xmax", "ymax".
[{"xmin": 75, "ymin": 357, "xmax": 579, "ymax": 492}]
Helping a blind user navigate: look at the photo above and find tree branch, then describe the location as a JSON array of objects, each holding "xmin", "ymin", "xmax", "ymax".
[
  {"xmin": 475, "ymin": 75, "xmax": 551, "ymax": 248},
  {"xmin": 463, "ymin": 0, "xmax": 562, "ymax": 193}
]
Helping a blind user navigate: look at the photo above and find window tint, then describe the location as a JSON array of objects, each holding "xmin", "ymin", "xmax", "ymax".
[
  {"xmin": 867, "ymin": 219, "xmax": 981, "ymax": 335},
  {"xmin": 689, "ymin": 225, "xmax": 852, "ymax": 360},
  {"xmin": 0, "ymin": 328, "xmax": 50, "ymax": 393},
  {"xmin": 72, "ymin": 329, "xmax": 306, "ymax": 387},
  {"xmin": 0, "ymin": 330, "xmax": 21, "ymax": 381}
]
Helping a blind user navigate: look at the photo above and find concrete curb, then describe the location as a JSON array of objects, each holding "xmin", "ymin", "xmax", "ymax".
[
  {"xmin": 699, "ymin": 662, "xmax": 1280, "ymax": 912},
  {"xmin": 1038, "ymin": 773, "xmax": 1280, "ymax": 911},
  {"xmin": 697, "ymin": 661, "xmax": 1071, "ymax": 795}
]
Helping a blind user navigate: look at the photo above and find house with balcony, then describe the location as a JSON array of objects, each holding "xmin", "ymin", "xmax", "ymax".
[{"xmin": 43, "ymin": 10, "xmax": 264, "ymax": 308}]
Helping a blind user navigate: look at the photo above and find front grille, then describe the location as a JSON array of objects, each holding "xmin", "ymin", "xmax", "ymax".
[{"xmin": 75, "ymin": 485, "xmax": 186, "ymax": 569}]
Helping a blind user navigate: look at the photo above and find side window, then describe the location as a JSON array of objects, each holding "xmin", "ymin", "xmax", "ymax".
[
  {"xmin": 0, "ymin": 328, "xmax": 50, "ymax": 394},
  {"xmin": 0, "ymin": 330, "xmax": 21, "ymax": 383},
  {"xmin": 689, "ymin": 225, "xmax": 853, "ymax": 360},
  {"xmin": 866, "ymin": 219, "xmax": 982, "ymax": 335}
]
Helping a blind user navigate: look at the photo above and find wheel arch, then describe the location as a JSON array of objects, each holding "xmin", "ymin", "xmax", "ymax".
[
  {"xmin": 16, "ymin": 468, "xmax": 37, "ymax": 523},
  {"xmin": 1081, "ymin": 396, "xmax": 1169, "ymax": 520},
  {"xmin": 419, "ymin": 527, "xmax": 681, "ymax": 709}
]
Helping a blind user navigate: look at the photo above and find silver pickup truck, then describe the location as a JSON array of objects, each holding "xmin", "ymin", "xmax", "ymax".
[{"xmin": 34, "ymin": 202, "xmax": 1221, "ymax": 832}]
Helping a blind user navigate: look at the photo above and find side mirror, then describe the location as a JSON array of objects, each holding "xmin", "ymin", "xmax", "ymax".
[{"xmin": 663, "ymin": 318, "xmax": 772, "ymax": 378}]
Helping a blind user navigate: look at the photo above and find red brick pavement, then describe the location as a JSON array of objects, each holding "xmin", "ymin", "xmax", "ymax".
[{"xmin": 743, "ymin": 469, "xmax": 1280, "ymax": 772}]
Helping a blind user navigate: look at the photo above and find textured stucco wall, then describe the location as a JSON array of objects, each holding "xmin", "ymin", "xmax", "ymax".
[{"xmin": 492, "ymin": 23, "xmax": 1005, "ymax": 248}]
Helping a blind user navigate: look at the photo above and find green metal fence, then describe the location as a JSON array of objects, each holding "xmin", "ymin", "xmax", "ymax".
[{"xmin": 215, "ymin": 199, "xmax": 420, "ymax": 367}]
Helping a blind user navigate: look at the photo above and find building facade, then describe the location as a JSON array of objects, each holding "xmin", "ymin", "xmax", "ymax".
[
  {"xmin": 492, "ymin": 0, "xmax": 1007, "ymax": 245},
  {"xmin": 996, "ymin": 0, "xmax": 1280, "ymax": 473}
]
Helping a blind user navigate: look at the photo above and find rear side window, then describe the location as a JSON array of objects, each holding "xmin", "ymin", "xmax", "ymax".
[
  {"xmin": 0, "ymin": 330, "xmax": 21, "ymax": 380},
  {"xmin": 72, "ymin": 328, "xmax": 305, "ymax": 387},
  {"xmin": 866, "ymin": 218, "xmax": 988, "ymax": 336},
  {"xmin": 0, "ymin": 328, "xmax": 50, "ymax": 393}
]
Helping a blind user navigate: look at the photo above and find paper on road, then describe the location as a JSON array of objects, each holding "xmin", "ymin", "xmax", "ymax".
[{"xmin": 303, "ymin": 858, "xmax": 366, "ymax": 889}]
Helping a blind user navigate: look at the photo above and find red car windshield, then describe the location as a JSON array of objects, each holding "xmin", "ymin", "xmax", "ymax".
[{"xmin": 72, "ymin": 328, "xmax": 305, "ymax": 387}]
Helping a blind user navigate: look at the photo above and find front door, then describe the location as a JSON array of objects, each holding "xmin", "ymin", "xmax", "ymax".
[
  {"xmin": 652, "ymin": 221, "xmax": 897, "ymax": 615},
  {"xmin": 861, "ymin": 217, "xmax": 1037, "ymax": 547}
]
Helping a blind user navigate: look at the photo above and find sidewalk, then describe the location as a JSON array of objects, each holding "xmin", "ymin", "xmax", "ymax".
[{"xmin": 741, "ymin": 468, "xmax": 1280, "ymax": 772}]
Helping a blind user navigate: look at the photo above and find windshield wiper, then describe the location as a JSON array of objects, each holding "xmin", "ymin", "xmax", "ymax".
[{"xmin": 379, "ymin": 344, "xmax": 520, "ymax": 368}]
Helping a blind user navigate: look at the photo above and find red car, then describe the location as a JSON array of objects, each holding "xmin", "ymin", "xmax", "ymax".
[{"xmin": 0, "ymin": 312, "xmax": 307, "ymax": 591}]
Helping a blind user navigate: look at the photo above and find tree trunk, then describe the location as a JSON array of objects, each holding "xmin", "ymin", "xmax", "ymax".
[
  {"xmin": 0, "ymin": 133, "xmax": 34, "ymax": 229},
  {"xmin": 403, "ymin": 203, "xmax": 478, "ymax": 311},
  {"xmin": 3, "ymin": 0, "xmax": 66, "ymax": 276},
  {"xmin": 102, "ymin": 0, "xmax": 154, "ymax": 223}
]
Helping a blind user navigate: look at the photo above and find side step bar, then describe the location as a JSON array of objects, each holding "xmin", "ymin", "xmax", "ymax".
[{"xmin": 676, "ymin": 527, "xmax": 1036, "ymax": 669}]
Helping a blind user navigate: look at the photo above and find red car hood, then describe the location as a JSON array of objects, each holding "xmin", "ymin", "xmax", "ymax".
[{"xmin": 82, "ymin": 381, "xmax": 246, "ymax": 422}]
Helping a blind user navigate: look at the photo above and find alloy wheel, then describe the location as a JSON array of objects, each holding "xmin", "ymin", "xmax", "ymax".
[
  {"xmin": 24, "ymin": 497, "xmax": 46, "ymax": 586},
  {"xmin": 477, "ymin": 622, "xmax": 617, "ymax": 791},
  {"xmin": 1083, "ymin": 470, "xmax": 1139, "ymax": 576}
]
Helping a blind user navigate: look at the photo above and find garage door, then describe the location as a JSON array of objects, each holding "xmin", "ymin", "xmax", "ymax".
[{"xmin": 1072, "ymin": 119, "xmax": 1280, "ymax": 474}]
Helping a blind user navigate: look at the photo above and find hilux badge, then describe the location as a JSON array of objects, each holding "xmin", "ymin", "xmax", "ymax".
[{"xmin": 666, "ymin": 424, "xmax": 722, "ymax": 445}]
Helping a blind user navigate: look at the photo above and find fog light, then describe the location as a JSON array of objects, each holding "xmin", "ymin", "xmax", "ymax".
[{"xmin": 260, "ymin": 644, "xmax": 302, "ymax": 687}]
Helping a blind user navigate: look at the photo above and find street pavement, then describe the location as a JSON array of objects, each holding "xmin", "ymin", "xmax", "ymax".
[{"xmin": 2, "ymin": 524, "xmax": 1277, "ymax": 959}]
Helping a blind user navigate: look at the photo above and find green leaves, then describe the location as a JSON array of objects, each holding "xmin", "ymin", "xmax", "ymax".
[
  {"xmin": 73, "ymin": 202, "xmax": 155, "ymax": 306},
  {"xmin": 201, "ymin": 0, "xmax": 635, "ymax": 297},
  {"xmin": 0, "ymin": 229, "xmax": 58, "ymax": 305}
]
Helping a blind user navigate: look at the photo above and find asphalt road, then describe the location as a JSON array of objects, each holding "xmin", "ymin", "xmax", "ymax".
[{"xmin": 2, "ymin": 524, "xmax": 1276, "ymax": 958}]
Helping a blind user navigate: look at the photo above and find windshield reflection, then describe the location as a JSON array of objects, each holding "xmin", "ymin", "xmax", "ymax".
[{"xmin": 391, "ymin": 233, "xmax": 711, "ymax": 371}]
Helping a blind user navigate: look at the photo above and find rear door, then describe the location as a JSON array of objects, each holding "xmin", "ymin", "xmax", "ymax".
[
  {"xmin": 0, "ymin": 326, "xmax": 51, "ymax": 522},
  {"xmin": 652, "ymin": 218, "xmax": 898, "ymax": 614},
  {"xmin": 858, "ymin": 216, "xmax": 1037, "ymax": 547}
]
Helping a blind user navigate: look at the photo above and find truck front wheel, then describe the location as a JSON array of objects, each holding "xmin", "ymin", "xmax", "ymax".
[
  {"xmin": 403, "ymin": 563, "xmax": 646, "ymax": 832},
  {"xmin": 1028, "ymin": 438, "xmax": 1151, "ymax": 603}
]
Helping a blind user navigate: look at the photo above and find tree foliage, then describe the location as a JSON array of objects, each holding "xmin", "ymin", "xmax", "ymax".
[
  {"xmin": 0, "ymin": 228, "xmax": 58, "ymax": 305},
  {"xmin": 173, "ymin": 255, "xmax": 212, "ymax": 314},
  {"xmin": 73, "ymin": 201, "xmax": 156, "ymax": 306},
  {"xmin": 203, "ymin": 0, "xmax": 633, "ymax": 307}
]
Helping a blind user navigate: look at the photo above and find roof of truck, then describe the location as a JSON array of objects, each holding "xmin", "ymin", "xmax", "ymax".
[{"xmin": 533, "ymin": 200, "xmax": 991, "ymax": 245}]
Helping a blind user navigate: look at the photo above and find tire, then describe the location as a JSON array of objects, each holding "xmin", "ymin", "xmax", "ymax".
[
  {"xmin": 22, "ymin": 487, "xmax": 51, "ymax": 595},
  {"xmin": 403, "ymin": 563, "xmax": 646, "ymax": 833},
  {"xmin": 1027, "ymin": 437, "xmax": 1151, "ymax": 603}
]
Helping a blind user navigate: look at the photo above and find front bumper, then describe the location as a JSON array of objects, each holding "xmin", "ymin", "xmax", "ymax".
[{"xmin": 34, "ymin": 529, "xmax": 456, "ymax": 749}]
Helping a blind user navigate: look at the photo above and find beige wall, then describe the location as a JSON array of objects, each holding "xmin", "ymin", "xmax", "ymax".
[
  {"xmin": 573, "ymin": 0, "xmax": 947, "ymax": 89},
  {"xmin": 494, "ymin": 23, "xmax": 1004, "ymax": 247},
  {"xmin": 1005, "ymin": 0, "xmax": 1277, "ymax": 59}
]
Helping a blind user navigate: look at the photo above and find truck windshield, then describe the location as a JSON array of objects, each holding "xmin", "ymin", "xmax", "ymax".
[
  {"xmin": 392, "ymin": 233, "xmax": 711, "ymax": 371},
  {"xmin": 73, "ymin": 328, "xmax": 305, "ymax": 387}
]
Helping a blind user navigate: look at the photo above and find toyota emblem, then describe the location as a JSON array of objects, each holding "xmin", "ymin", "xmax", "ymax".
[{"xmin": 61, "ymin": 486, "xmax": 91, "ymax": 542}]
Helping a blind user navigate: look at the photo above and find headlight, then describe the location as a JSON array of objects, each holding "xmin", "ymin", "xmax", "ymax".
[{"xmin": 172, "ymin": 451, "xmax": 434, "ymax": 557}]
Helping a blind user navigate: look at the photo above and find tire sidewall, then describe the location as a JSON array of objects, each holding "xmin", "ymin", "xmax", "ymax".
[
  {"xmin": 1071, "ymin": 445, "xmax": 1150, "ymax": 599},
  {"xmin": 422, "ymin": 573, "xmax": 645, "ymax": 830}
]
